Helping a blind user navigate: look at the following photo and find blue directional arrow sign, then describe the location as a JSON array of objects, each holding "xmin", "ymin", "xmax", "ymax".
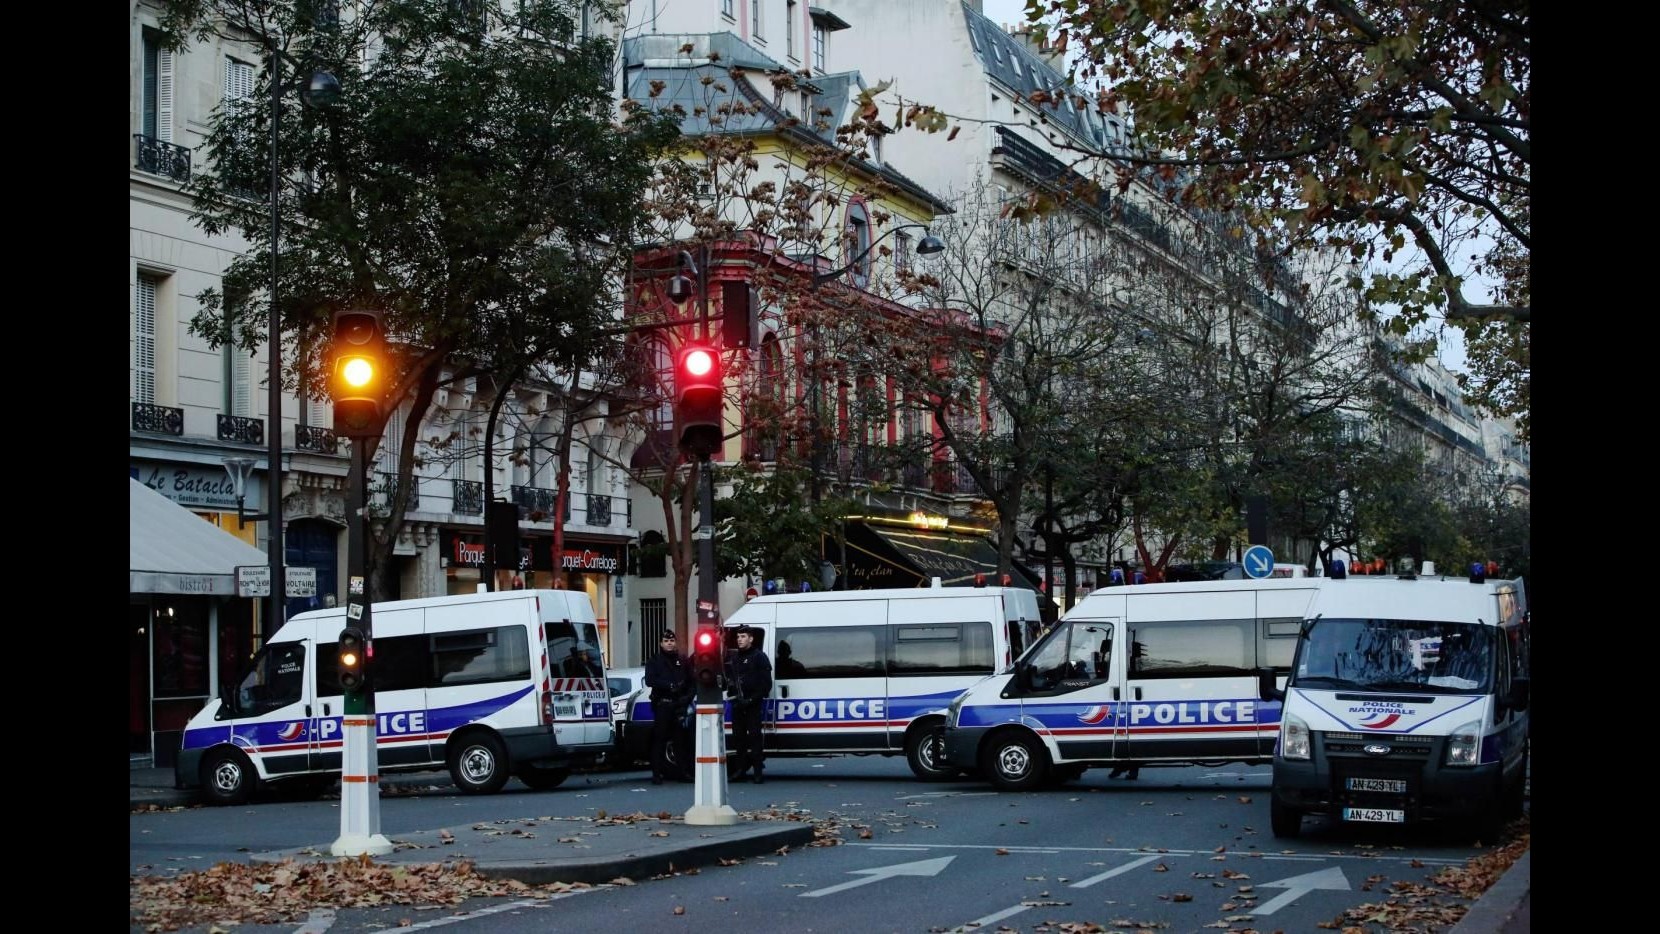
[{"xmin": 1243, "ymin": 544, "xmax": 1275, "ymax": 579}]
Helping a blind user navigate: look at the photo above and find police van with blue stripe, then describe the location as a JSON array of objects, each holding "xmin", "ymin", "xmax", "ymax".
[
  {"xmin": 629, "ymin": 583, "xmax": 1044, "ymax": 780},
  {"xmin": 175, "ymin": 589, "xmax": 613, "ymax": 804},
  {"xmin": 943, "ymin": 577, "xmax": 1324, "ymax": 789}
]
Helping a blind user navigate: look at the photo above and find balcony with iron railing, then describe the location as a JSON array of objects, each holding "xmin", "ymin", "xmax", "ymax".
[
  {"xmin": 376, "ymin": 471, "xmax": 420, "ymax": 511},
  {"xmin": 295, "ymin": 424, "xmax": 338, "ymax": 454},
  {"xmin": 132, "ymin": 402, "xmax": 184, "ymax": 436},
  {"xmin": 452, "ymin": 479, "xmax": 484, "ymax": 516},
  {"xmin": 216, "ymin": 414, "xmax": 264, "ymax": 445},
  {"xmin": 133, "ymin": 135, "xmax": 192, "ymax": 183}
]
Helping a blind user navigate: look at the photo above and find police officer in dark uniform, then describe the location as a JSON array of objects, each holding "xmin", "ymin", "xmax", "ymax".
[
  {"xmin": 725, "ymin": 625, "xmax": 773, "ymax": 783},
  {"xmin": 643, "ymin": 631, "xmax": 692, "ymax": 785}
]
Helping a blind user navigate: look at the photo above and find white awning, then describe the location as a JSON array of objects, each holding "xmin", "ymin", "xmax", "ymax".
[{"xmin": 129, "ymin": 477, "xmax": 270, "ymax": 596}]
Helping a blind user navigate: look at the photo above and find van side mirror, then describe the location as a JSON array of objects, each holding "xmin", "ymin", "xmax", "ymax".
[
  {"xmin": 1507, "ymin": 676, "xmax": 1530, "ymax": 712},
  {"xmin": 1257, "ymin": 667, "xmax": 1284, "ymax": 702},
  {"xmin": 1013, "ymin": 660, "xmax": 1032, "ymax": 691}
]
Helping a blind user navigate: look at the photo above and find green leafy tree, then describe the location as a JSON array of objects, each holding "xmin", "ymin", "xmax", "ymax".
[
  {"xmin": 713, "ymin": 463, "xmax": 857, "ymax": 588},
  {"xmin": 158, "ymin": 0, "xmax": 679, "ymax": 598},
  {"xmin": 1024, "ymin": 0, "xmax": 1529, "ymax": 439}
]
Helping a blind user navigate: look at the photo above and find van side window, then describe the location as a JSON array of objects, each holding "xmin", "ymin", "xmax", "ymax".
[
  {"xmin": 1026, "ymin": 620, "xmax": 1113, "ymax": 689},
  {"xmin": 236, "ymin": 642, "xmax": 306, "ymax": 715},
  {"xmin": 432, "ymin": 627, "xmax": 531, "ymax": 686},
  {"xmin": 778, "ymin": 626, "xmax": 883, "ymax": 678},
  {"xmin": 1128, "ymin": 619, "xmax": 1254, "ymax": 678},
  {"xmin": 1258, "ymin": 617, "xmax": 1301, "ymax": 672},
  {"xmin": 891, "ymin": 623, "xmax": 994, "ymax": 675}
]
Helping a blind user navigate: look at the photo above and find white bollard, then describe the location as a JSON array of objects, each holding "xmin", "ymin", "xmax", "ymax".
[
  {"xmin": 684, "ymin": 703, "xmax": 739, "ymax": 826},
  {"xmin": 330, "ymin": 715, "xmax": 393, "ymax": 856}
]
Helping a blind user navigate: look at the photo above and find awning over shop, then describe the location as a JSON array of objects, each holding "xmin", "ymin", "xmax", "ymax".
[
  {"xmin": 833, "ymin": 521, "xmax": 1042, "ymax": 591},
  {"xmin": 130, "ymin": 477, "xmax": 270, "ymax": 596}
]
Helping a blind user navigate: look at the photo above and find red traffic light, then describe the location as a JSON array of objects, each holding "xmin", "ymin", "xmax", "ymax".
[
  {"xmin": 675, "ymin": 342, "xmax": 723, "ymax": 456},
  {"xmin": 695, "ymin": 628, "xmax": 717, "ymax": 651}
]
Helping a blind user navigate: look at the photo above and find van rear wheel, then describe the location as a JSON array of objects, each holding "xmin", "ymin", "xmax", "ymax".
[
  {"xmin": 449, "ymin": 732, "xmax": 509, "ymax": 795},
  {"xmin": 201, "ymin": 748, "xmax": 256, "ymax": 806},
  {"xmin": 981, "ymin": 731, "xmax": 1048, "ymax": 791},
  {"xmin": 906, "ymin": 725, "xmax": 956, "ymax": 782}
]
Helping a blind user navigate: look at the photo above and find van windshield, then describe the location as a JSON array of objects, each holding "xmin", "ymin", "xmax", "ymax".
[{"xmin": 1291, "ymin": 618, "xmax": 1493, "ymax": 694}]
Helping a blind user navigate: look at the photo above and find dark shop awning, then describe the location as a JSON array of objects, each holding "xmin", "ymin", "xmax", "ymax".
[{"xmin": 833, "ymin": 521, "xmax": 1042, "ymax": 591}]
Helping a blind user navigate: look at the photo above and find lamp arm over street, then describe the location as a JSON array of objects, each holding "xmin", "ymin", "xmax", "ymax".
[{"xmin": 811, "ymin": 223, "xmax": 943, "ymax": 288}]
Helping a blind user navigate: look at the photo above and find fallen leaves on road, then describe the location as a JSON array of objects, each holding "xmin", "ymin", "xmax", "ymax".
[
  {"xmin": 1323, "ymin": 814, "xmax": 1530, "ymax": 933},
  {"xmin": 130, "ymin": 857, "xmax": 583, "ymax": 932}
]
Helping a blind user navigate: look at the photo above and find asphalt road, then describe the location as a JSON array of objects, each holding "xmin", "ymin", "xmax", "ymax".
[{"xmin": 132, "ymin": 757, "xmax": 1513, "ymax": 933}]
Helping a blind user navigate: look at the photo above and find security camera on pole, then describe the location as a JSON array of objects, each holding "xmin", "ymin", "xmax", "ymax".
[
  {"xmin": 671, "ymin": 251, "xmax": 739, "ymax": 826},
  {"xmin": 328, "ymin": 309, "xmax": 393, "ymax": 857}
]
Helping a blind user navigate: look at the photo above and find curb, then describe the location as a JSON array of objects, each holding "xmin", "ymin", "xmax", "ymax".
[{"xmin": 1448, "ymin": 849, "xmax": 1530, "ymax": 934}]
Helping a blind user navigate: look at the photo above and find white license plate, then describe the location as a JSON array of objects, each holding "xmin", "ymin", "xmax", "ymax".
[
  {"xmin": 1346, "ymin": 777, "xmax": 1407, "ymax": 793},
  {"xmin": 1343, "ymin": 807, "xmax": 1405, "ymax": 823},
  {"xmin": 554, "ymin": 702, "xmax": 579, "ymax": 719}
]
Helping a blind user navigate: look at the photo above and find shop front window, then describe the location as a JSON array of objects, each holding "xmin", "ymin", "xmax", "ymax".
[{"xmin": 153, "ymin": 606, "xmax": 209, "ymax": 698}]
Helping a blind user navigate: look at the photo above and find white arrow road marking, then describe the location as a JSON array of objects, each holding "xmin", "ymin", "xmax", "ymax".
[
  {"xmin": 800, "ymin": 855, "xmax": 956, "ymax": 898},
  {"xmin": 1253, "ymin": 865, "xmax": 1351, "ymax": 915},
  {"xmin": 1069, "ymin": 853, "xmax": 1166, "ymax": 888}
]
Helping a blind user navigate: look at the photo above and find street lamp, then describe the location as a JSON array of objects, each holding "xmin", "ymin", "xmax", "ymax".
[
  {"xmin": 263, "ymin": 44, "xmax": 340, "ymax": 631},
  {"xmin": 811, "ymin": 223, "xmax": 943, "ymax": 288},
  {"xmin": 221, "ymin": 456, "xmax": 269, "ymax": 529}
]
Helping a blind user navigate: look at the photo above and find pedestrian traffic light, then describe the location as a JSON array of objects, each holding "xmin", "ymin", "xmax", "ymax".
[
  {"xmin": 693, "ymin": 624, "xmax": 722, "ymax": 688},
  {"xmin": 330, "ymin": 309, "xmax": 386, "ymax": 437},
  {"xmin": 674, "ymin": 342, "xmax": 723, "ymax": 456},
  {"xmin": 337, "ymin": 626, "xmax": 368, "ymax": 694}
]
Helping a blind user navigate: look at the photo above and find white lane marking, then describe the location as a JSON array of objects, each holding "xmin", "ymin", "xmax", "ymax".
[
  {"xmin": 364, "ymin": 884, "xmax": 605, "ymax": 930},
  {"xmin": 800, "ymin": 855, "xmax": 956, "ymax": 898},
  {"xmin": 951, "ymin": 903, "xmax": 1032, "ymax": 932},
  {"xmin": 844, "ymin": 842, "xmax": 1464, "ymax": 866},
  {"xmin": 894, "ymin": 791, "xmax": 998, "ymax": 800},
  {"xmin": 1253, "ymin": 865, "xmax": 1352, "ymax": 916},
  {"xmin": 1069, "ymin": 853, "xmax": 1167, "ymax": 888}
]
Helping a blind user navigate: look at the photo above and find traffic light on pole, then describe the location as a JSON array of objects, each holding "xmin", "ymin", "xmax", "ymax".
[
  {"xmin": 693, "ymin": 624, "xmax": 722, "ymax": 689},
  {"xmin": 330, "ymin": 310, "xmax": 386, "ymax": 437},
  {"xmin": 337, "ymin": 626, "xmax": 368, "ymax": 694},
  {"xmin": 675, "ymin": 342, "xmax": 723, "ymax": 456}
]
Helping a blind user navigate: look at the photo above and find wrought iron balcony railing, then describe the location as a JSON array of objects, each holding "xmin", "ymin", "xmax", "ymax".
[
  {"xmin": 452, "ymin": 479, "xmax": 484, "ymax": 515},
  {"xmin": 377, "ymin": 471, "xmax": 420, "ymax": 511},
  {"xmin": 585, "ymin": 493, "xmax": 612, "ymax": 526},
  {"xmin": 296, "ymin": 424, "xmax": 338, "ymax": 454},
  {"xmin": 216, "ymin": 414, "xmax": 265, "ymax": 445},
  {"xmin": 132, "ymin": 402, "xmax": 184, "ymax": 436},
  {"xmin": 510, "ymin": 485, "xmax": 569, "ymax": 522},
  {"xmin": 133, "ymin": 135, "xmax": 191, "ymax": 183}
]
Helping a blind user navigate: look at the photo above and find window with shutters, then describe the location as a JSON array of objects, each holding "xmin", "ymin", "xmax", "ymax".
[
  {"xmin": 141, "ymin": 29, "xmax": 173, "ymax": 142},
  {"xmin": 134, "ymin": 274, "xmax": 159, "ymax": 404},
  {"xmin": 223, "ymin": 286, "xmax": 255, "ymax": 416}
]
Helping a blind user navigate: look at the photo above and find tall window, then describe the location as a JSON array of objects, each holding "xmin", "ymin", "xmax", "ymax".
[
  {"xmin": 222, "ymin": 284, "xmax": 253, "ymax": 416},
  {"xmin": 722, "ymin": 0, "xmax": 735, "ymax": 19},
  {"xmin": 845, "ymin": 202, "xmax": 872, "ymax": 286},
  {"xmin": 894, "ymin": 231, "xmax": 912, "ymax": 274},
  {"xmin": 650, "ymin": 337, "xmax": 673, "ymax": 429},
  {"xmin": 223, "ymin": 57, "xmax": 256, "ymax": 108},
  {"xmin": 786, "ymin": 0, "xmax": 798, "ymax": 59},
  {"xmin": 134, "ymin": 274, "xmax": 159, "ymax": 404},
  {"xmin": 751, "ymin": 0, "xmax": 763, "ymax": 40},
  {"xmin": 813, "ymin": 25, "xmax": 827, "ymax": 71},
  {"xmin": 141, "ymin": 29, "xmax": 173, "ymax": 142}
]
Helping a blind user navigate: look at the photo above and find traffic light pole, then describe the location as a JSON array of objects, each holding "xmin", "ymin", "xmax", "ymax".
[
  {"xmin": 686, "ymin": 452, "xmax": 737, "ymax": 826},
  {"xmin": 331, "ymin": 440, "xmax": 392, "ymax": 856}
]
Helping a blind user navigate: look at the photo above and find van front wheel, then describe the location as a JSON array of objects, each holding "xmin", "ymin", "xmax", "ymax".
[
  {"xmin": 982, "ymin": 731, "xmax": 1048, "ymax": 791},
  {"xmin": 449, "ymin": 733, "xmax": 509, "ymax": 794},
  {"xmin": 906, "ymin": 725, "xmax": 956, "ymax": 782},
  {"xmin": 1270, "ymin": 796, "xmax": 1301, "ymax": 838},
  {"xmin": 201, "ymin": 748, "xmax": 256, "ymax": 806}
]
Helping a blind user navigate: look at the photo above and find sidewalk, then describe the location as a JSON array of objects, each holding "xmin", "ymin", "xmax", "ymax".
[
  {"xmin": 132, "ymin": 767, "xmax": 1526, "ymax": 929},
  {"xmin": 130, "ymin": 766, "xmax": 813, "ymax": 886}
]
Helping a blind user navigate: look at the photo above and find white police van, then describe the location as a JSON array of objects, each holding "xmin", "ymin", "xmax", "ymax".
[
  {"xmin": 175, "ymin": 589, "xmax": 612, "ymax": 804},
  {"xmin": 1269, "ymin": 562, "xmax": 1529, "ymax": 839},
  {"xmin": 943, "ymin": 577, "xmax": 1324, "ymax": 789},
  {"xmin": 629, "ymin": 584, "xmax": 1044, "ymax": 780}
]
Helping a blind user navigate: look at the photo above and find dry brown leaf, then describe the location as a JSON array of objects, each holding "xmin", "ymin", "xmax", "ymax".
[
  {"xmin": 995, "ymin": 848, "xmax": 1010, "ymax": 856},
  {"xmin": 673, "ymin": 906, "xmax": 685, "ymax": 915}
]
